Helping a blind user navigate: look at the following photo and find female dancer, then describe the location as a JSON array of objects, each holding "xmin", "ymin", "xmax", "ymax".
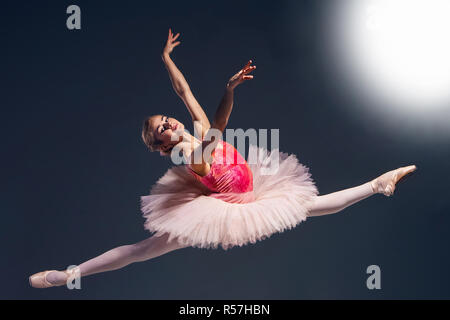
[{"xmin": 30, "ymin": 29, "xmax": 416, "ymax": 288}]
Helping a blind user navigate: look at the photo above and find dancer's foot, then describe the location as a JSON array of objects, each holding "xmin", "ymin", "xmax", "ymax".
[
  {"xmin": 29, "ymin": 267, "xmax": 80, "ymax": 288},
  {"xmin": 370, "ymin": 165, "xmax": 417, "ymax": 196}
]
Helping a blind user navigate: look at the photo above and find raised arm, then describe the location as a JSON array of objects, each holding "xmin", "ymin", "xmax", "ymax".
[
  {"xmin": 161, "ymin": 29, "xmax": 211, "ymax": 138},
  {"xmin": 185, "ymin": 60, "xmax": 256, "ymax": 177},
  {"xmin": 210, "ymin": 60, "xmax": 256, "ymax": 132},
  {"xmin": 196, "ymin": 60, "xmax": 256, "ymax": 169}
]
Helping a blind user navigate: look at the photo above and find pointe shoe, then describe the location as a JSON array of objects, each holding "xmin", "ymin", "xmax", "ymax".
[
  {"xmin": 29, "ymin": 267, "xmax": 80, "ymax": 289},
  {"xmin": 29, "ymin": 270, "xmax": 59, "ymax": 288},
  {"xmin": 371, "ymin": 165, "xmax": 417, "ymax": 196}
]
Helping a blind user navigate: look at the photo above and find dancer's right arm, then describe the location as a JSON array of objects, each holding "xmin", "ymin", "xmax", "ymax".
[
  {"xmin": 210, "ymin": 61, "xmax": 256, "ymax": 132},
  {"xmin": 188, "ymin": 61, "xmax": 256, "ymax": 175},
  {"xmin": 161, "ymin": 29, "xmax": 211, "ymax": 139}
]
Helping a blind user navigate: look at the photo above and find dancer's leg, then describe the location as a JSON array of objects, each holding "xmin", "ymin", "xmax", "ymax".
[
  {"xmin": 307, "ymin": 181, "xmax": 375, "ymax": 217},
  {"xmin": 46, "ymin": 233, "xmax": 187, "ymax": 285},
  {"xmin": 307, "ymin": 165, "xmax": 417, "ymax": 217}
]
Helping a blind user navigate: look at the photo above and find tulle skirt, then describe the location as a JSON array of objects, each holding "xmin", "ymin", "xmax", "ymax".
[{"xmin": 140, "ymin": 145, "xmax": 319, "ymax": 250}]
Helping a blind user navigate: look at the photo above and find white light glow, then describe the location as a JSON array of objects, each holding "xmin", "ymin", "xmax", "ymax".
[{"xmin": 326, "ymin": 0, "xmax": 450, "ymax": 112}]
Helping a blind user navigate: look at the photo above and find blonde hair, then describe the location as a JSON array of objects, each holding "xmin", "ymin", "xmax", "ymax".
[{"xmin": 141, "ymin": 116, "xmax": 163, "ymax": 152}]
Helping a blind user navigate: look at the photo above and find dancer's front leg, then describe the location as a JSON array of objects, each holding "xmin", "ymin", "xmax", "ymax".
[
  {"xmin": 307, "ymin": 182, "xmax": 375, "ymax": 217},
  {"xmin": 307, "ymin": 165, "xmax": 417, "ymax": 217},
  {"xmin": 30, "ymin": 233, "xmax": 188, "ymax": 288}
]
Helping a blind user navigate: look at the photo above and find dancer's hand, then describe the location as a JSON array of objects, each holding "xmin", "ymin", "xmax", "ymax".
[
  {"xmin": 226, "ymin": 60, "xmax": 256, "ymax": 90},
  {"xmin": 162, "ymin": 28, "xmax": 181, "ymax": 57}
]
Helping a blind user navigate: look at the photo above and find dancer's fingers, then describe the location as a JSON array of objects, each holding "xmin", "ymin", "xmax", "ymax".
[
  {"xmin": 240, "ymin": 68, "xmax": 250, "ymax": 76},
  {"xmin": 243, "ymin": 66, "xmax": 256, "ymax": 74},
  {"xmin": 172, "ymin": 32, "xmax": 180, "ymax": 41},
  {"xmin": 173, "ymin": 41, "xmax": 181, "ymax": 47},
  {"xmin": 238, "ymin": 61, "xmax": 252, "ymax": 74},
  {"xmin": 243, "ymin": 60, "xmax": 252, "ymax": 69},
  {"xmin": 243, "ymin": 75, "xmax": 254, "ymax": 80}
]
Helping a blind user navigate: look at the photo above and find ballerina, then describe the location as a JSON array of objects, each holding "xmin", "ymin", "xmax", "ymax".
[{"xmin": 29, "ymin": 29, "xmax": 417, "ymax": 288}]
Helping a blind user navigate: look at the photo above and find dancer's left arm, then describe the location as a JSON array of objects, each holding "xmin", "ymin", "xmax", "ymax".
[
  {"xmin": 198, "ymin": 61, "xmax": 256, "ymax": 167},
  {"xmin": 210, "ymin": 60, "xmax": 256, "ymax": 132}
]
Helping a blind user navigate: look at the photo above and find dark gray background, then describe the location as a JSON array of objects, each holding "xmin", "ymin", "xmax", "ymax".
[{"xmin": 2, "ymin": 0, "xmax": 449, "ymax": 299}]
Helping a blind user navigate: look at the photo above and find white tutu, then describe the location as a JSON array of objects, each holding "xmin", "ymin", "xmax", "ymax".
[{"xmin": 141, "ymin": 145, "xmax": 319, "ymax": 250}]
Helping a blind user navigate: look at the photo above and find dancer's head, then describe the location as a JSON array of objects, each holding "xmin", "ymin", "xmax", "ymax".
[{"xmin": 142, "ymin": 115, "xmax": 185, "ymax": 155}]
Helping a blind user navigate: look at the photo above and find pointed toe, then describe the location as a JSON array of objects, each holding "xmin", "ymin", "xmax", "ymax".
[
  {"xmin": 29, "ymin": 270, "xmax": 58, "ymax": 289},
  {"xmin": 372, "ymin": 164, "xmax": 417, "ymax": 196}
]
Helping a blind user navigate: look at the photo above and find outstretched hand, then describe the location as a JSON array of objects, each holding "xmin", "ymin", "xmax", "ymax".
[
  {"xmin": 163, "ymin": 28, "xmax": 181, "ymax": 56},
  {"xmin": 227, "ymin": 60, "xmax": 256, "ymax": 90}
]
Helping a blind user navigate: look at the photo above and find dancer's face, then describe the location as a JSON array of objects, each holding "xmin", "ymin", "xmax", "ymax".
[{"xmin": 149, "ymin": 115, "xmax": 185, "ymax": 153}]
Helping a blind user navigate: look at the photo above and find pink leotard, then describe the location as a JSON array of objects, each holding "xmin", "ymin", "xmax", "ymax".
[{"xmin": 188, "ymin": 140, "xmax": 253, "ymax": 195}]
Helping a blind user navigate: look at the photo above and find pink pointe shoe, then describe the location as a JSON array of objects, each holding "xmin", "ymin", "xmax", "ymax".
[
  {"xmin": 29, "ymin": 270, "xmax": 60, "ymax": 288},
  {"xmin": 29, "ymin": 268, "xmax": 80, "ymax": 289},
  {"xmin": 371, "ymin": 165, "xmax": 417, "ymax": 196}
]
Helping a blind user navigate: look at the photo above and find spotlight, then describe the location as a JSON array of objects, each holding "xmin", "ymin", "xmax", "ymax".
[{"xmin": 325, "ymin": 0, "xmax": 450, "ymax": 113}]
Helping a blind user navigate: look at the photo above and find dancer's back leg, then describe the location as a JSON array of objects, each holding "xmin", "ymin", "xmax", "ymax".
[{"xmin": 45, "ymin": 233, "xmax": 187, "ymax": 286}]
